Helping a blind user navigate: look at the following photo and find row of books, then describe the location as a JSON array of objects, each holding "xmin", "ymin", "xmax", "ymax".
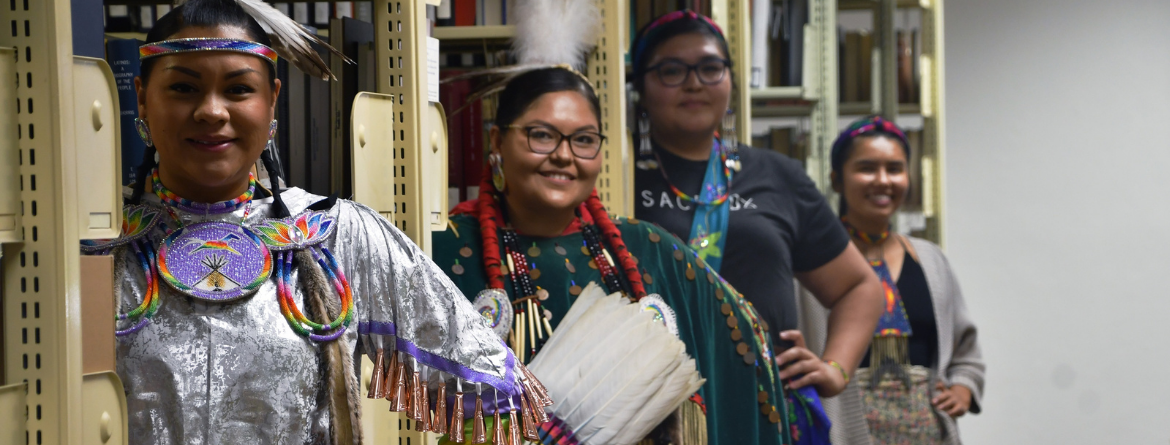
[
  {"xmin": 102, "ymin": 3, "xmax": 375, "ymax": 33},
  {"xmin": 838, "ymin": 29, "xmax": 920, "ymax": 104},
  {"xmin": 433, "ymin": 0, "xmax": 516, "ymax": 27}
]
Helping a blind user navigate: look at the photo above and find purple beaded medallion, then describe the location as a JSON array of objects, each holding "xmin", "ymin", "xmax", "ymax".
[{"xmin": 157, "ymin": 221, "xmax": 273, "ymax": 302}]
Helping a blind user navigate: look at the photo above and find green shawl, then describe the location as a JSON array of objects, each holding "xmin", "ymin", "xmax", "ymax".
[{"xmin": 432, "ymin": 213, "xmax": 789, "ymax": 444}]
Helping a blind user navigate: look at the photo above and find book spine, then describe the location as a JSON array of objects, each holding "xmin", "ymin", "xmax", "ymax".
[
  {"xmin": 454, "ymin": 0, "xmax": 476, "ymax": 26},
  {"xmin": 106, "ymin": 39, "xmax": 146, "ymax": 186}
]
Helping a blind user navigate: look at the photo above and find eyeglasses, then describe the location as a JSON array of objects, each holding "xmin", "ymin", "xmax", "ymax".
[
  {"xmin": 645, "ymin": 58, "xmax": 730, "ymax": 86},
  {"xmin": 507, "ymin": 125, "xmax": 607, "ymax": 159}
]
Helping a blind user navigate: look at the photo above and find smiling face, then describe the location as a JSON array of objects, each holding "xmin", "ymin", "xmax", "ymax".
[
  {"xmin": 837, "ymin": 135, "xmax": 910, "ymax": 224},
  {"xmin": 491, "ymin": 91, "xmax": 603, "ymax": 216},
  {"xmin": 639, "ymin": 32, "xmax": 732, "ymax": 140},
  {"xmin": 135, "ymin": 25, "xmax": 280, "ymax": 202}
]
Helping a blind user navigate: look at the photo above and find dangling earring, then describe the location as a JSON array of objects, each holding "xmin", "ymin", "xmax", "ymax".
[
  {"xmin": 635, "ymin": 112, "xmax": 658, "ymax": 170},
  {"xmin": 266, "ymin": 119, "xmax": 279, "ymax": 151},
  {"xmin": 721, "ymin": 110, "xmax": 741, "ymax": 172},
  {"xmin": 489, "ymin": 152, "xmax": 506, "ymax": 192},
  {"xmin": 134, "ymin": 117, "xmax": 154, "ymax": 147}
]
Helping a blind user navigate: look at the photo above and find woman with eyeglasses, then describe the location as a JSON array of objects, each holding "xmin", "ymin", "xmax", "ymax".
[
  {"xmin": 630, "ymin": 11, "xmax": 884, "ymax": 441},
  {"xmin": 432, "ymin": 67, "xmax": 790, "ymax": 444}
]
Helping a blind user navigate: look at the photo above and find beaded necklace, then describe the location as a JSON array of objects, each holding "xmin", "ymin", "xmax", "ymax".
[
  {"xmin": 474, "ymin": 170, "xmax": 647, "ymax": 364},
  {"xmin": 653, "ymin": 141, "xmax": 734, "ymax": 205},
  {"xmin": 106, "ymin": 170, "xmax": 355, "ymax": 341},
  {"xmin": 841, "ymin": 217, "xmax": 914, "ymax": 377},
  {"xmin": 152, "ymin": 168, "xmax": 256, "ymax": 214}
]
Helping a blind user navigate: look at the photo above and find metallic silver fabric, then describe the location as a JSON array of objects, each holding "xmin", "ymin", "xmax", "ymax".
[{"xmin": 112, "ymin": 189, "xmax": 515, "ymax": 444}]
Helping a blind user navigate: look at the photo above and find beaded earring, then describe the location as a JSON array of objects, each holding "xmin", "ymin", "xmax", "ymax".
[
  {"xmin": 721, "ymin": 109, "xmax": 741, "ymax": 172},
  {"xmin": 134, "ymin": 117, "xmax": 154, "ymax": 147},
  {"xmin": 489, "ymin": 152, "xmax": 506, "ymax": 192},
  {"xmin": 635, "ymin": 112, "xmax": 658, "ymax": 170},
  {"xmin": 266, "ymin": 119, "xmax": 278, "ymax": 150}
]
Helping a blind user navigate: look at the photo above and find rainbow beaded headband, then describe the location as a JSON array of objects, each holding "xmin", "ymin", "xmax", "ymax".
[
  {"xmin": 140, "ymin": 38, "xmax": 279, "ymax": 68},
  {"xmin": 830, "ymin": 115, "xmax": 911, "ymax": 173},
  {"xmin": 632, "ymin": 10, "xmax": 726, "ymax": 74}
]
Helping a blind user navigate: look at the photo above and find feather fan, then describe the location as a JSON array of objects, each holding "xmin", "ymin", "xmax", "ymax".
[
  {"xmin": 528, "ymin": 283, "xmax": 706, "ymax": 445},
  {"xmin": 177, "ymin": 0, "xmax": 351, "ymax": 80}
]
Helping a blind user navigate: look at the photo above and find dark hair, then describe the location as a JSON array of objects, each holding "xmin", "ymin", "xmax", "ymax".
[
  {"xmin": 140, "ymin": 0, "xmax": 276, "ymax": 87},
  {"xmin": 494, "ymin": 67, "xmax": 601, "ymax": 129},
  {"xmin": 630, "ymin": 14, "xmax": 732, "ymax": 92}
]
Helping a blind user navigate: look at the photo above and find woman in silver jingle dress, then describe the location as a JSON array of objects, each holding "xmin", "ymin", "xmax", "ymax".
[{"xmin": 79, "ymin": 1, "xmax": 546, "ymax": 443}]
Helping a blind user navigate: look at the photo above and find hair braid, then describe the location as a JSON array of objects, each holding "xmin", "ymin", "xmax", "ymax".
[
  {"xmin": 584, "ymin": 191, "xmax": 647, "ymax": 299},
  {"xmin": 475, "ymin": 163, "xmax": 506, "ymax": 289}
]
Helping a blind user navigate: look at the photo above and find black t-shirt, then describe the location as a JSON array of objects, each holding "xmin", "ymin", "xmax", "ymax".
[
  {"xmin": 635, "ymin": 143, "xmax": 850, "ymax": 344},
  {"xmin": 860, "ymin": 250, "xmax": 939, "ymax": 368}
]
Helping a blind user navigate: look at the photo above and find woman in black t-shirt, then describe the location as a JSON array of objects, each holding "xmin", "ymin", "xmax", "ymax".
[{"xmin": 629, "ymin": 10, "xmax": 883, "ymax": 403}]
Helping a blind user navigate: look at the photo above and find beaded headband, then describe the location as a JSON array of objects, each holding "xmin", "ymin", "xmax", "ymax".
[
  {"xmin": 631, "ymin": 10, "xmax": 726, "ymax": 74},
  {"xmin": 140, "ymin": 38, "xmax": 279, "ymax": 68},
  {"xmin": 830, "ymin": 115, "xmax": 911, "ymax": 173}
]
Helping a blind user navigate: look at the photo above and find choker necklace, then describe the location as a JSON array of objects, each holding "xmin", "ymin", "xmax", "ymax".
[
  {"xmin": 152, "ymin": 169, "xmax": 256, "ymax": 214},
  {"xmin": 841, "ymin": 218, "xmax": 890, "ymax": 246}
]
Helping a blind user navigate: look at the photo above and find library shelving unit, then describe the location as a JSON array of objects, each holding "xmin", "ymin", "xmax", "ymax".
[{"xmin": 837, "ymin": 0, "xmax": 947, "ymax": 244}]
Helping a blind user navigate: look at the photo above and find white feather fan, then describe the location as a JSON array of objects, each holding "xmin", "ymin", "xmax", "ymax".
[{"xmin": 528, "ymin": 283, "xmax": 706, "ymax": 445}]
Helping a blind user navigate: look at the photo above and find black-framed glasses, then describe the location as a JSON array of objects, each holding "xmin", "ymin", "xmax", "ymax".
[
  {"xmin": 645, "ymin": 58, "xmax": 731, "ymax": 86},
  {"xmin": 507, "ymin": 125, "xmax": 607, "ymax": 159}
]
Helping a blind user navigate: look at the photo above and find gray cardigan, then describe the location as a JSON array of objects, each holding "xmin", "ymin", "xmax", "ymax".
[{"xmin": 796, "ymin": 237, "xmax": 985, "ymax": 445}]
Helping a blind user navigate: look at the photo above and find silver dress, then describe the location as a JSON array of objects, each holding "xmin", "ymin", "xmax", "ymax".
[{"xmin": 97, "ymin": 189, "xmax": 521, "ymax": 444}]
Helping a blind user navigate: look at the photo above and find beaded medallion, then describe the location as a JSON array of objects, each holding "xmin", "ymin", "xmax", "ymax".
[
  {"xmin": 157, "ymin": 221, "xmax": 272, "ymax": 301},
  {"xmin": 472, "ymin": 288, "xmax": 514, "ymax": 338},
  {"xmin": 252, "ymin": 210, "xmax": 338, "ymax": 250},
  {"xmin": 638, "ymin": 294, "xmax": 679, "ymax": 337}
]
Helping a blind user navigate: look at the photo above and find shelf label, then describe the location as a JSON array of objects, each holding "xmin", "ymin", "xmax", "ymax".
[{"xmin": 427, "ymin": 37, "xmax": 440, "ymax": 103}]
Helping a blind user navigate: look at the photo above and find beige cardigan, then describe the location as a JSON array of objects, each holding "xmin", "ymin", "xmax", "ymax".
[{"xmin": 796, "ymin": 237, "xmax": 985, "ymax": 445}]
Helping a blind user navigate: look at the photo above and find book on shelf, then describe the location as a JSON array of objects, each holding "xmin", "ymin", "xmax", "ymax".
[
  {"xmin": 293, "ymin": 3, "xmax": 311, "ymax": 25},
  {"xmin": 841, "ymin": 31, "xmax": 861, "ymax": 102},
  {"xmin": 858, "ymin": 30, "xmax": 873, "ymax": 102},
  {"xmin": 752, "ymin": 126, "xmax": 808, "ymax": 165},
  {"xmin": 105, "ymin": 38, "xmax": 146, "ymax": 186},
  {"xmin": 454, "ymin": 0, "xmax": 476, "ymax": 26},
  {"xmin": 904, "ymin": 129, "xmax": 924, "ymax": 210},
  {"xmin": 328, "ymin": 17, "xmax": 375, "ymax": 198}
]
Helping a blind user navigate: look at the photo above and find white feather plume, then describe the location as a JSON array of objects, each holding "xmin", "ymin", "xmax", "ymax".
[
  {"xmin": 528, "ymin": 283, "xmax": 706, "ymax": 445},
  {"xmin": 512, "ymin": 0, "xmax": 601, "ymax": 69}
]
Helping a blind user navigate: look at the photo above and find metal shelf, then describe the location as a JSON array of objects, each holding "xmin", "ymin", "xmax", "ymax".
[
  {"xmin": 839, "ymin": 0, "xmax": 924, "ymax": 10},
  {"xmin": 432, "ymin": 25, "xmax": 514, "ymax": 53},
  {"xmin": 432, "ymin": 25, "xmax": 515, "ymax": 41},
  {"xmin": 838, "ymin": 102, "xmax": 921, "ymax": 115},
  {"xmin": 750, "ymin": 86, "xmax": 807, "ymax": 101}
]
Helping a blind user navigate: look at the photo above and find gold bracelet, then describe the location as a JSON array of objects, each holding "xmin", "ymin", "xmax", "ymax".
[{"xmin": 825, "ymin": 360, "xmax": 849, "ymax": 385}]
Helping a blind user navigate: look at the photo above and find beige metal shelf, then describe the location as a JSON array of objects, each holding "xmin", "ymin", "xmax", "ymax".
[
  {"xmin": 839, "ymin": 102, "xmax": 921, "ymax": 115},
  {"xmin": 839, "ymin": 0, "xmax": 924, "ymax": 10},
  {"xmin": 750, "ymin": 86, "xmax": 807, "ymax": 101},
  {"xmin": 432, "ymin": 24, "xmax": 515, "ymax": 41}
]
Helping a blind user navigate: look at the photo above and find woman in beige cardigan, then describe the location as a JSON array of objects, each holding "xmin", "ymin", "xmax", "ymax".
[{"xmin": 796, "ymin": 116, "xmax": 985, "ymax": 445}]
